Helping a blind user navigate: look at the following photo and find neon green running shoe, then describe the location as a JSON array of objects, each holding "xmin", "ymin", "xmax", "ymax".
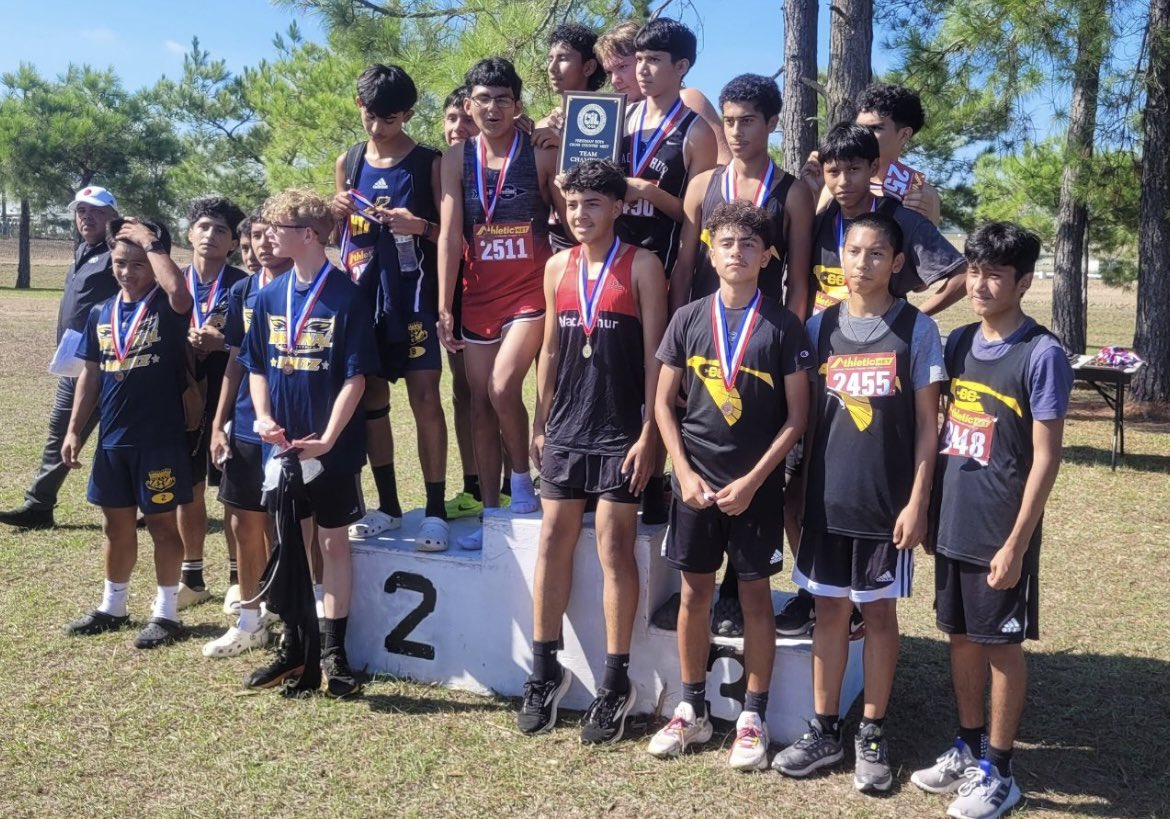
[{"xmin": 445, "ymin": 491, "xmax": 485, "ymax": 519}]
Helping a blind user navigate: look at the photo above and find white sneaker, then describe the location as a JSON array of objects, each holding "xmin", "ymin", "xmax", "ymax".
[
  {"xmin": 647, "ymin": 701, "xmax": 713, "ymax": 758},
  {"xmin": 177, "ymin": 582, "xmax": 212, "ymax": 611},
  {"xmin": 222, "ymin": 583, "xmax": 241, "ymax": 615},
  {"xmin": 416, "ymin": 516, "xmax": 450, "ymax": 552},
  {"xmin": 457, "ymin": 527, "xmax": 483, "ymax": 551},
  {"xmin": 947, "ymin": 760, "xmax": 1021, "ymax": 819},
  {"xmin": 728, "ymin": 710, "xmax": 769, "ymax": 770},
  {"xmin": 912, "ymin": 740, "xmax": 980, "ymax": 794},
  {"xmin": 201, "ymin": 625, "xmax": 269, "ymax": 658},
  {"xmin": 347, "ymin": 509, "xmax": 402, "ymax": 539}
]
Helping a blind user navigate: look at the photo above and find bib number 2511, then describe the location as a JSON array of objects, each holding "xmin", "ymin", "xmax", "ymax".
[{"xmin": 383, "ymin": 571, "xmax": 437, "ymax": 660}]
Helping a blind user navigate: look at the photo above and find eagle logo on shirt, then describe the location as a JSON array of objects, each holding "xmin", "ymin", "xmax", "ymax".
[
  {"xmin": 818, "ymin": 359, "xmax": 903, "ymax": 433},
  {"xmin": 687, "ymin": 355, "xmax": 774, "ymax": 427},
  {"xmin": 950, "ymin": 378, "xmax": 1023, "ymax": 417}
]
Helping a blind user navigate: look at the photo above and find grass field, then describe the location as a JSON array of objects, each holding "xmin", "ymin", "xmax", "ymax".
[{"xmin": 0, "ymin": 252, "xmax": 1166, "ymax": 818}]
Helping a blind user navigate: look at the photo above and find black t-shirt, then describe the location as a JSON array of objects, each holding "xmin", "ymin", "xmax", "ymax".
[
  {"xmin": 57, "ymin": 241, "xmax": 116, "ymax": 342},
  {"xmin": 656, "ymin": 293, "xmax": 812, "ymax": 488}
]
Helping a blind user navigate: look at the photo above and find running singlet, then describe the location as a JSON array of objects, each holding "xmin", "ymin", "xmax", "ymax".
[
  {"xmin": 691, "ymin": 164, "xmax": 796, "ymax": 302},
  {"xmin": 932, "ymin": 322, "xmax": 1053, "ymax": 566},
  {"xmin": 810, "ymin": 197, "xmax": 899, "ymax": 315},
  {"xmin": 545, "ymin": 243, "xmax": 644, "ymax": 457},
  {"xmin": 618, "ymin": 100, "xmax": 700, "ymax": 278},
  {"xmin": 802, "ymin": 302, "xmax": 918, "ymax": 539},
  {"xmin": 460, "ymin": 131, "xmax": 552, "ymax": 340}
]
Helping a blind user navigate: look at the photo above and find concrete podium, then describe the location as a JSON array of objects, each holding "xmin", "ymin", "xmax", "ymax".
[{"xmin": 348, "ymin": 507, "xmax": 863, "ymax": 744}]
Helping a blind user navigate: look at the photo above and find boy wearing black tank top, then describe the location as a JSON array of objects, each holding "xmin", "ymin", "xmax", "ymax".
[
  {"xmin": 518, "ymin": 160, "xmax": 666, "ymax": 743},
  {"xmin": 331, "ymin": 64, "xmax": 450, "ymax": 551},
  {"xmin": 912, "ymin": 224, "xmax": 1071, "ymax": 819},
  {"xmin": 774, "ymin": 212, "xmax": 944, "ymax": 792},
  {"xmin": 651, "ymin": 202, "xmax": 810, "ymax": 770}
]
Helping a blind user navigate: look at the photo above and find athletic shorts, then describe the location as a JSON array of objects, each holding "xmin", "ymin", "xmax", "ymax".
[
  {"xmin": 785, "ymin": 439, "xmax": 805, "ymax": 479},
  {"xmin": 935, "ymin": 550, "xmax": 1039, "ymax": 644},
  {"xmin": 187, "ymin": 424, "xmax": 222, "ymax": 488},
  {"xmin": 265, "ymin": 469, "xmax": 365, "ymax": 530},
  {"xmin": 792, "ymin": 528, "xmax": 914, "ymax": 603},
  {"xmin": 217, "ymin": 437, "xmax": 266, "ymax": 513},
  {"xmin": 665, "ymin": 481, "xmax": 785, "ymax": 581},
  {"xmin": 462, "ymin": 306, "xmax": 545, "ymax": 344},
  {"xmin": 379, "ymin": 311, "xmax": 442, "ymax": 380},
  {"xmin": 451, "ymin": 268, "xmax": 465, "ymax": 342},
  {"xmin": 539, "ymin": 447, "xmax": 638, "ymax": 505},
  {"xmin": 88, "ymin": 444, "xmax": 194, "ymax": 514}
]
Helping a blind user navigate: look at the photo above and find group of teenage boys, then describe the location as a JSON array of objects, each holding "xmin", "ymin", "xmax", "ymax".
[{"xmin": 30, "ymin": 16, "xmax": 1071, "ymax": 819}]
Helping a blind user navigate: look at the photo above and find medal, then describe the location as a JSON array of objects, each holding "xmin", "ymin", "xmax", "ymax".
[
  {"xmin": 722, "ymin": 159, "xmax": 775, "ymax": 207},
  {"xmin": 283, "ymin": 261, "xmax": 331, "ymax": 358},
  {"xmin": 576, "ymin": 239, "xmax": 621, "ymax": 360},
  {"xmin": 114, "ymin": 371, "xmax": 125, "ymax": 382},
  {"xmin": 710, "ymin": 289, "xmax": 762, "ymax": 410},
  {"xmin": 630, "ymin": 99, "xmax": 686, "ymax": 178},
  {"xmin": 186, "ymin": 263, "xmax": 226, "ymax": 330},
  {"xmin": 282, "ymin": 363, "xmax": 294, "ymax": 375},
  {"xmin": 110, "ymin": 285, "xmax": 160, "ymax": 372},
  {"xmin": 475, "ymin": 132, "xmax": 521, "ymax": 225}
]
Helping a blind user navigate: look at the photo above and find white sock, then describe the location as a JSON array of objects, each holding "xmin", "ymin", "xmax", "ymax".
[
  {"xmin": 314, "ymin": 584, "xmax": 326, "ymax": 619},
  {"xmin": 237, "ymin": 607, "xmax": 261, "ymax": 633},
  {"xmin": 98, "ymin": 580, "xmax": 129, "ymax": 617},
  {"xmin": 152, "ymin": 584, "xmax": 180, "ymax": 622}
]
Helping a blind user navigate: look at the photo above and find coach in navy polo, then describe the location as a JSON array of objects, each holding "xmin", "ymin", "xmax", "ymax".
[{"xmin": 0, "ymin": 186, "xmax": 119, "ymax": 529}]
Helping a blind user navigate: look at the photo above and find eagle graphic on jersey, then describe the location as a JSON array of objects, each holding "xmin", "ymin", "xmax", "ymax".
[
  {"xmin": 949, "ymin": 378, "xmax": 1023, "ymax": 417},
  {"xmin": 687, "ymin": 355, "xmax": 774, "ymax": 427},
  {"xmin": 819, "ymin": 361, "xmax": 904, "ymax": 433}
]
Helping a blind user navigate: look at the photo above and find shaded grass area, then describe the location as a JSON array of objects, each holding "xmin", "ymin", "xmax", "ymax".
[{"xmin": 0, "ymin": 283, "xmax": 1166, "ymax": 817}]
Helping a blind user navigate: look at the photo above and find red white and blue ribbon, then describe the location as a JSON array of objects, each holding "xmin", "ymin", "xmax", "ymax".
[
  {"xmin": 186, "ymin": 263, "xmax": 226, "ymax": 329},
  {"xmin": 576, "ymin": 239, "xmax": 621, "ymax": 339},
  {"xmin": 723, "ymin": 160, "xmax": 775, "ymax": 207},
  {"xmin": 836, "ymin": 196, "xmax": 880, "ymax": 262},
  {"xmin": 476, "ymin": 132, "xmax": 521, "ymax": 225},
  {"xmin": 283, "ymin": 261, "xmax": 331, "ymax": 355},
  {"xmin": 111, "ymin": 285, "xmax": 160, "ymax": 363},
  {"xmin": 711, "ymin": 289, "xmax": 762, "ymax": 392},
  {"xmin": 630, "ymin": 99, "xmax": 686, "ymax": 178}
]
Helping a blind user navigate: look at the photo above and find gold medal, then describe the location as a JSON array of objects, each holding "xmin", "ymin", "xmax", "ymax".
[
  {"xmin": 282, "ymin": 363, "xmax": 294, "ymax": 375},
  {"xmin": 114, "ymin": 371, "xmax": 125, "ymax": 382},
  {"xmin": 720, "ymin": 401, "xmax": 733, "ymax": 416},
  {"xmin": 582, "ymin": 341, "xmax": 593, "ymax": 359}
]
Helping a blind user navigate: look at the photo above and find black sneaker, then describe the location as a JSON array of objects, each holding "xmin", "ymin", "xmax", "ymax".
[
  {"xmin": 775, "ymin": 590, "xmax": 815, "ymax": 636},
  {"xmin": 133, "ymin": 617, "xmax": 184, "ymax": 649},
  {"xmin": 711, "ymin": 594, "xmax": 744, "ymax": 637},
  {"xmin": 246, "ymin": 632, "xmax": 304, "ymax": 689},
  {"xmin": 0, "ymin": 503, "xmax": 54, "ymax": 530},
  {"xmin": 322, "ymin": 647, "xmax": 362, "ymax": 698},
  {"xmin": 64, "ymin": 609, "xmax": 129, "ymax": 636},
  {"xmin": 580, "ymin": 686, "xmax": 637, "ymax": 745},
  {"xmin": 517, "ymin": 667, "xmax": 573, "ymax": 734}
]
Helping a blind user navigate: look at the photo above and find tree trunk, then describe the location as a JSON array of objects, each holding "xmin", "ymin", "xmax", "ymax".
[
  {"xmin": 826, "ymin": 0, "xmax": 872, "ymax": 126},
  {"xmin": 16, "ymin": 198, "xmax": 30, "ymax": 290},
  {"xmin": 782, "ymin": 0, "xmax": 819, "ymax": 175},
  {"xmin": 1133, "ymin": 0, "xmax": 1170, "ymax": 403},
  {"xmin": 1052, "ymin": 0, "xmax": 1107, "ymax": 354}
]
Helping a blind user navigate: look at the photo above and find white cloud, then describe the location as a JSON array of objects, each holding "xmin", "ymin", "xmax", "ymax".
[
  {"xmin": 164, "ymin": 40, "xmax": 187, "ymax": 56},
  {"xmin": 79, "ymin": 27, "xmax": 116, "ymax": 43}
]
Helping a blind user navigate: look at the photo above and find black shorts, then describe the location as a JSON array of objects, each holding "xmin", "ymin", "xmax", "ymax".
[
  {"xmin": 793, "ymin": 528, "xmax": 914, "ymax": 603},
  {"xmin": 187, "ymin": 425, "xmax": 222, "ymax": 488},
  {"xmin": 217, "ymin": 437, "xmax": 266, "ymax": 513},
  {"xmin": 935, "ymin": 551, "xmax": 1039, "ymax": 644},
  {"xmin": 665, "ymin": 481, "xmax": 785, "ymax": 581},
  {"xmin": 265, "ymin": 469, "xmax": 365, "ymax": 530},
  {"xmin": 539, "ymin": 447, "xmax": 638, "ymax": 505},
  {"xmin": 784, "ymin": 439, "xmax": 805, "ymax": 479}
]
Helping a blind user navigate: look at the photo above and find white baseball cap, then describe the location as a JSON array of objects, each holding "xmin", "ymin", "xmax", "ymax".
[{"xmin": 68, "ymin": 186, "xmax": 117, "ymax": 211}]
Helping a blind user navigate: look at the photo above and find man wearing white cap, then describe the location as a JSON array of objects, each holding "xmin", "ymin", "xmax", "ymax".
[{"xmin": 0, "ymin": 186, "xmax": 119, "ymax": 529}]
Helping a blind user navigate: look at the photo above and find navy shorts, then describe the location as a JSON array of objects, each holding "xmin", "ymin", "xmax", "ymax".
[
  {"xmin": 217, "ymin": 437, "xmax": 266, "ymax": 513},
  {"xmin": 88, "ymin": 444, "xmax": 194, "ymax": 514},
  {"xmin": 380, "ymin": 312, "xmax": 442, "ymax": 380}
]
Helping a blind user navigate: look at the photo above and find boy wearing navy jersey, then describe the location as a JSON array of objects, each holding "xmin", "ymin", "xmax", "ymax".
[
  {"xmin": 61, "ymin": 218, "xmax": 196, "ymax": 649},
  {"xmin": 239, "ymin": 189, "xmax": 379, "ymax": 697},
  {"xmin": 773, "ymin": 212, "xmax": 944, "ymax": 792},
  {"xmin": 912, "ymin": 224, "xmax": 1072, "ymax": 819},
  {"xmin": 178, "ymin": 196, "xmax": 247, "ymax": 612},
  {"xmin": 649, "ymin": 201, "xmax": 810, "ymax": 770},
  {"xmin": 332, "ymin": 64, "xmax": 450, "ymax": 550},
  {"xmin": 203, "ymin": 212, "xmax": 294, "ymax": 659},
  {"xmin": 519, "ymin": 161, "xmax": 666, "ymax": 742}
]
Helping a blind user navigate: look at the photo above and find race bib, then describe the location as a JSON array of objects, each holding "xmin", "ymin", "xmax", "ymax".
[
  {"xmin": 622, "ymin": 179, "xmax": 660, "ymax": 218},
  {"xmin": 473, "ymin": 222, "xmax": 534, "ymax": 263},
  {"xmin": 940, "ymin": 404, "xmax": 996, "ymax": 466},
  {"xmin": 813, "ymin": 290, "xmax": 843, "ymax": 315},
  {"xmin": 882, "ymin": 160, "xmax": 926, "ymax": 201},
  {"xmin": 825, "ymin": 352, "xmax": 897, "ymax": 397}
]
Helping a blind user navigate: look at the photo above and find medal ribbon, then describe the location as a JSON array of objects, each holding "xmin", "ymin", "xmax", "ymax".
[
  {"xmin": 576, "ymin": 239, "xmax": 621, "ymax": 339},
  {"xmin": 111, "ymin": 285, "xmax": 160, "ymax": 363},
  {"xmin": 631, "ymin": 99, "xmax": 686, "ymax": 178},
  {"xmin": 723, "ymin": 160, "xmax": 775, "ymax": 207},
  {"xmin": 835, "ymin": 196, "xmax": 880, "ymax": 263},
  {"xmin": 476, "ymin": 132, "xmax": 521, "ymax": 225},
  {"xmin": 711, "ymin": 290, "xmax": 762, "ymax": 392},
  {"xmin": 187, "ymin": 263, "xmax": 226, "ymax": 329},
  {"xmin": 283, "ymin": 261, "xmax": 331, "ymax": 355}
]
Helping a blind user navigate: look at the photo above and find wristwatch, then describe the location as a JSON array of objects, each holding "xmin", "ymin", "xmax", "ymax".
[{"xmin": 144, "ymin": 239, "xmax": 166, "ymax": 254}]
